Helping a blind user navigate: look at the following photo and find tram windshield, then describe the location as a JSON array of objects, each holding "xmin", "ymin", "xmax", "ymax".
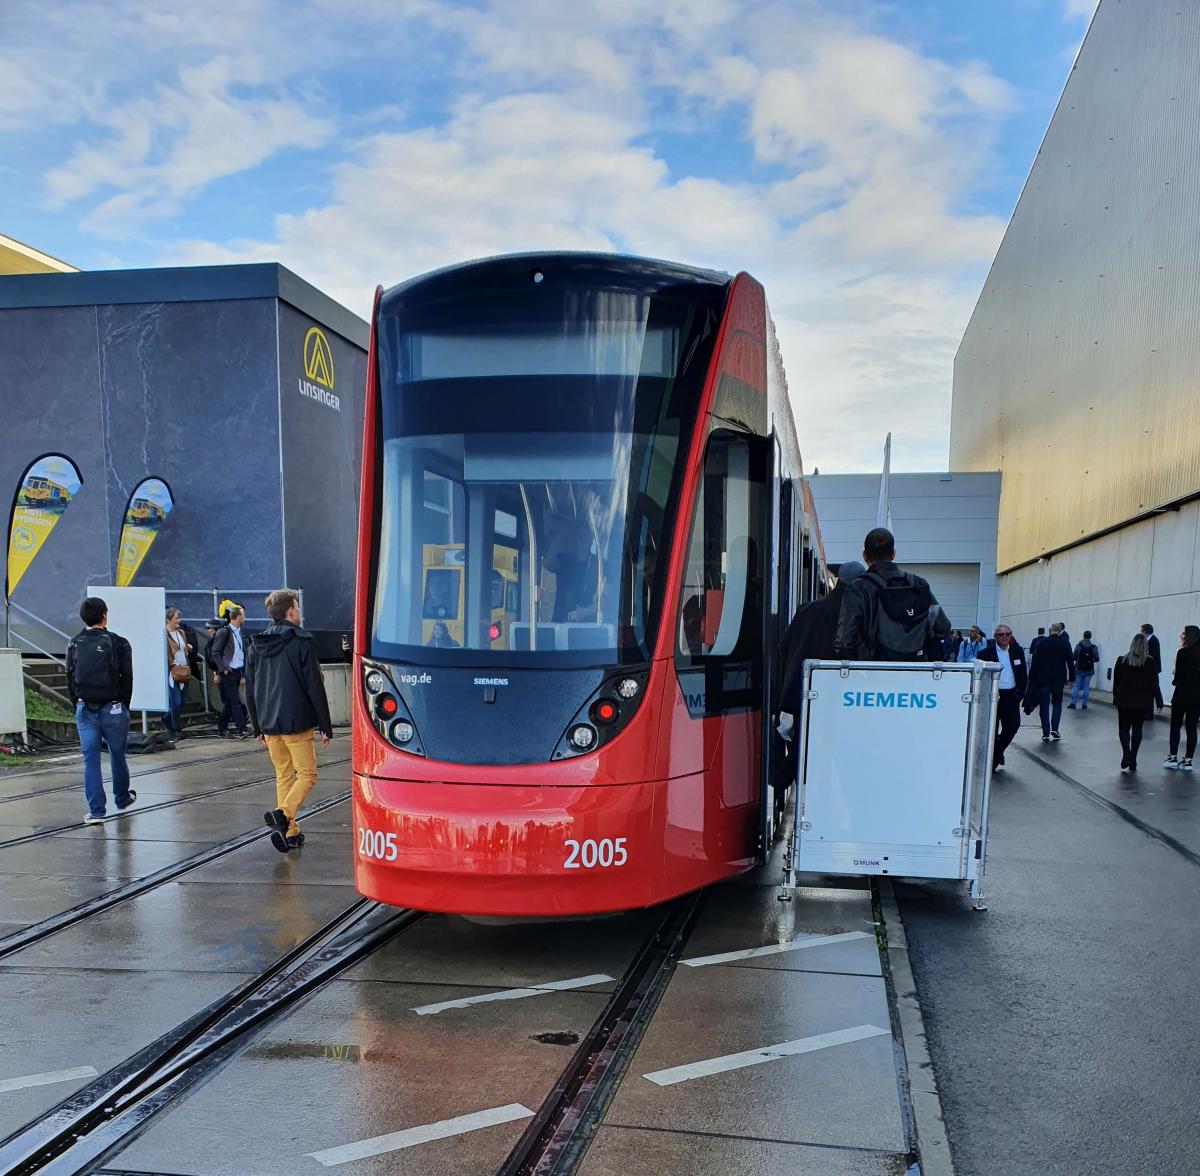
[{"xmin": 371, "ymin": 279, "xmax": 722, "ymax": 666}]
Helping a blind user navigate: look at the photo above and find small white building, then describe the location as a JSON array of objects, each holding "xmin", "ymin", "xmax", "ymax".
[{"xmin": 807, "ymin": 472, "xmax": 1002, "ymax": 638}]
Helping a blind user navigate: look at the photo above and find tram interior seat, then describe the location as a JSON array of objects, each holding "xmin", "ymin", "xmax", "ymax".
[{"xmin": 509, "ymin": 622, "xmax": 616, "ymax": 651}]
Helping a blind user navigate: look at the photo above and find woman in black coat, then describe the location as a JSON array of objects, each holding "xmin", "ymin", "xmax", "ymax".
[
  {"xmin": 1164, "ymin": 625, "xmax": 1200, "ymax": 770},
  {"xmin": 1112, "ymin": 633, "xmax": 1158, "ymax": 771}
]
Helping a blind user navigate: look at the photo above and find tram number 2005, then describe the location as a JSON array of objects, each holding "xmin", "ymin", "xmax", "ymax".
[
  {"xmin": 563, "ymin": 837, "xmax": 628, "ymax": 869},
  {"xmin": 357, "ymin": 827, "xmax": 398, "ymax": 861}
]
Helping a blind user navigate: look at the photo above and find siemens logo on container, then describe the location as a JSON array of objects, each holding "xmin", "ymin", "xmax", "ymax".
[{"xmin": 842, "ymin": 691, "xmax": 938, "ymax": 710}]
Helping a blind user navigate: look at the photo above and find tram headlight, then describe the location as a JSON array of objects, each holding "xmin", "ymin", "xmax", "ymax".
[
  {"xmin": 569, "ymin": 724, "xmax": 597, "ymax": 751},
  {"xmin": 364, "ymin": 670, "xmax": 385, "ymax": 694},
  {"xmin": 615, "ymin": 678, "xmax": 640, "ymax": 700},
  {"xmin": 391, "ymin": 719, "xmax": 415, "ymax": 745}
]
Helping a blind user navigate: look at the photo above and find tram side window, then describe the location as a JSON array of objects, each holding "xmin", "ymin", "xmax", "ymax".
[{"xmin": 677, "ymin": 433, "xmax": 762, "ymax": 660}]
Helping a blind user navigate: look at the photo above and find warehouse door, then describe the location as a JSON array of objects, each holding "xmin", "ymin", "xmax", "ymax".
[{"xmin": 904, "ymin": 563, "xmax": 980, "ymax": 632}]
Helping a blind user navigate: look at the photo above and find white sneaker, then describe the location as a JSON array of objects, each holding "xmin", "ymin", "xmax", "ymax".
[
  {"xmin": 1163, "ymin": 756, "xmax": 1180, "ymax": 770},
  {"xmin": 83, "ymin": 812, "xmax": 108, "ymax": 824},
  {"xmin": 1183, "ymin": 760, "xmax": 1194, "ymax": 772}
]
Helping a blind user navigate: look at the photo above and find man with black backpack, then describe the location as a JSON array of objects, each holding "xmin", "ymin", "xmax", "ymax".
[
  {"xmin": 1069, "ymin": 630, "xmax": 1100, "ymax": 710},
  {"xmin": 67, "ymin": 596, "xmax": 136, "ymax": 824},
  {"xmin": 834, "ymin": 527, "xmax": 952, "ymax": 661}
]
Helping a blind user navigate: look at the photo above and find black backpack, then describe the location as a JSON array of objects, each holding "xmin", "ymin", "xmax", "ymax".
[
  {"xmin": 71, "ymin": 630, "xmax": 120, "ymax": 706},
  {"xmin": 864, "ymin": 570, "xmax": 935, "ymax": 660},
  {"xmin": 1077, "ymin": 644, "xmax": 1096, "ymax": 673}
]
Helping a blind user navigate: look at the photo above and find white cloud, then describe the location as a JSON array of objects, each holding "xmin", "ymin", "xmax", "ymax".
[
  {"xmin": 1063, "ymin": 0, "xmax": 1100, "ymax": 19},
  {"xmin": 5, "ymin": 0, "xmax": 1019, "ymax": 473}
]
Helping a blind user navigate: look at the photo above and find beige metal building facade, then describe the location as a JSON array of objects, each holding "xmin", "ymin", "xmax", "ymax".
[{"xmin": 951, "ymin": 0, "xmax": 1200, "ymax": 690}]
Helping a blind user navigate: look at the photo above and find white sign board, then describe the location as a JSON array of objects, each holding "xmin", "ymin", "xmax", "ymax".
[
  {"xmin": 87, "ymin": 585, "xmax": 167, "ymax": 713},
  {"xmin": 803, "ymin": 666, "xmax": 970, "ymax": 849}
]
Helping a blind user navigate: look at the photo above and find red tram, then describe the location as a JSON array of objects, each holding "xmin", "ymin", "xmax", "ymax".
[{"xmin": 351, "ymin": 253, "xmax": 826, "ymax": 915}]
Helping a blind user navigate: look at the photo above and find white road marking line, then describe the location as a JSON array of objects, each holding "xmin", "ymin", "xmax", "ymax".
[
  {"xmin": 642, "ymin": 1024, "xmax": 890, "ymax": 1087},
  {"xmin": 306, "ymin": 1103, "xmax": 534, "ymax": 1166},
  {"xmin": 0, "ymin": 1066, "xmax": 98, "ymax": 1094},
  {"xmin": 411, "ymin": 973, "xmax": 614, "ymax": 1015},
  {"xmin": 681, "ymin": 930, "xmax": 872, "ymax": 967}
]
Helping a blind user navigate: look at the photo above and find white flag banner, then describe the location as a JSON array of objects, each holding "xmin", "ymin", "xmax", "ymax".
[{"xmin": 876, "ymin": 433, "xmax": 892, "ymax": 529}]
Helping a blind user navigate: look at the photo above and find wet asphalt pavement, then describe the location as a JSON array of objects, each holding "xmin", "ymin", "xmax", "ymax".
[{"xmin": 898, "ymin": 703, "xmax": 1200, "ymax": 1175}]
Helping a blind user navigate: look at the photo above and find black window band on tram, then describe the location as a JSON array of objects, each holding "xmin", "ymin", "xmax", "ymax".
[{"xmin": 368, "ymin": 254, "xmax": 729, "ymax": 670}]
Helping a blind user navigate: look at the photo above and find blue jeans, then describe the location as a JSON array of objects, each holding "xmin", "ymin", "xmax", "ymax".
[
  {"xmin": 1038, "ymin": 686, "xmax": 1064, "ymax": 737},
  {"xmin": 1071, "ymin": 672, "xmax": 1093, "ymax": 706},
  {"xmin": 166, "ymin": 679, "xmax": 183, "ymax": 733},
  {"xmin": 76, "ymin": 701, "xmax": 132, "ymax": 817}
]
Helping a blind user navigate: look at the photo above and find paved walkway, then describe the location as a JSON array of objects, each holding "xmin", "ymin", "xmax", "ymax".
[{"xmin": 898, "ymin": 703, "xmax": 1200, "ymax": 1176}]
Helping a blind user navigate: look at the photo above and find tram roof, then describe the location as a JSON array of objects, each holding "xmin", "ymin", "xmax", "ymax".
[{"xmin": 380, "ymin": 251, "xmax": 733, "ymax": 308}]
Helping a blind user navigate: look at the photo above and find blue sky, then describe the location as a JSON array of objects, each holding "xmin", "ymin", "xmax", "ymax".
[{"xmin": 0, "ymin": 0, "xmax": 1098, "ymax": 472}]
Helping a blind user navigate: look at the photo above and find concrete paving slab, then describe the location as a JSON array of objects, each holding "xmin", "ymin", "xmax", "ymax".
[
  {"xmin": 0, "ymin": 967, "xmax": 256, "ymax": 1137},
  {"xmin": 603, "ymin": 964, "xmax": 905, "ymax": 1154},
  {"xmin": 179, "ymin": 829, "xmax": 353, "ymax": 887},
  {"xmin": 0, "ymin": 835, "xmax": 223, "ymax": 878},
  {"xmin": 682, "ymin": 884, "xmax": 881, "ymax": 977},
  {"xmin": 2, "ymin": 879, "xmax": 359, "ymax": 974},
  {"xmin": 0, "ymin": 873, "xmax": 131, "ymax": 925},
  {"xmin": 345, "ymin": 907, "xmax": 661, "ymax": 990},
  {"xmin": 117, "ymin": 979, "xmax": 609, "ymax": 1175},
  {"xmin": 577, "ymin": 1125, "xmax": 911, "ymax": 1176}
]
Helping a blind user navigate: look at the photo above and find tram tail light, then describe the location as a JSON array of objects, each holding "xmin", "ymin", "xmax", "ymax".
[
  {"xmin": 377, "ymin": 694, "xmax": 399, "ymax": 719},
  {"xmin": 590, "ymin": 699, "xmax": 619, "ymax": 725},
  {"xmin": 361, "ymin": 659, "xmax": 426, "ymax": 757},
  {"xmin": 489, "ymin": 622, "xmax": 501, "ymax": 641}
]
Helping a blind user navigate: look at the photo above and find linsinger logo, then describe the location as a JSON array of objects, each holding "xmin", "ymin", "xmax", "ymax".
[
  {"xmin": 299, "ymin": 326, "xmax": 341, "ymax": 411},
  {"xmin": 474, "ymin": 677, "xmax": 509, "ymax": 687},
  {"xmin": 842, "ymin": 691, "xmax": 937, "ymax": 710}
]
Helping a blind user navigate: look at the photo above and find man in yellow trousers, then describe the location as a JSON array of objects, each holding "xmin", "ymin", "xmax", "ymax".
[{"xmin": 245, "ymin": 589, "xmax": 333, "ymax": 853}]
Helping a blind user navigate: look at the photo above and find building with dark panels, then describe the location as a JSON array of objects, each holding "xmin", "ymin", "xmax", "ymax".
[
  {"xmin": 951, "ymin": 0, "xmax": 1200, "ymax": 690},
  {"xmin": 0, "ymin": 264, "xmax": 368, "ymax": 652}
]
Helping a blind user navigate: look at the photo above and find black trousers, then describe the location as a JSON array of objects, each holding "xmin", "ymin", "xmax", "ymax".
[
  {"xmin": 1117, "ymin": 707, "xmax": 1146, "ymax": 762},
  {"xmin": 1170, "ymin": 703, "xmax": 1200, "ymax": 759},
  {"xmin": 218, "ymin": 668, "xmax": 247, "ymax": 734},
  {"xmin": 994, "ymin": 689, "xmax": 1021, "ymax": 767}
]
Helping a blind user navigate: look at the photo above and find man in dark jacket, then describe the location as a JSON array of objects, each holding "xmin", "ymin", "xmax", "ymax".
[
  {"xmin": 834, "ymin": 527, "xmax": 951, "ymax": 660},
  {"xmin": 209, "ymin": 605, "xmax": 248, "ymax": 737},
  {"xmin": 246, "ymin": 589, "xmax": 333, "ymax": 853},
  {"xmin": 978, "ymin": 624, "xmax": 1028, "ymax": 771},
  {"xmin": 1025, "ymin": 621, "xmax": 1074, "ymax": 741},
  {"xmin": 67, "ymin": 596, "xmax": 137, "ymax": 823},
  {"xmin": 780, "ymin": 560, "xmax": 867, "ymax": 714},
  {"xmin": 1141, "ymin": 623, "xmax": 1164, "ymax": 714}
]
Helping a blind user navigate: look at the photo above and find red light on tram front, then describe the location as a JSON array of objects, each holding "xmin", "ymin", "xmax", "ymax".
[
  {"xmin": 377, "ymin": 695, "xmax": 399, "ymax": 719},
  {"xmin": 489, "ymin": 622, "xmax": 501, "ymax": 641},
  {"xmin": 590, "ymin": 698, "xmax": 619, "ymax": 725}
]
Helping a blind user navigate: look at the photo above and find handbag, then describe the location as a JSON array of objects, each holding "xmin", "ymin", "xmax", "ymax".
[{"xmin": 170, "ymin": 663, "xmax": 192, "ymax": 685}]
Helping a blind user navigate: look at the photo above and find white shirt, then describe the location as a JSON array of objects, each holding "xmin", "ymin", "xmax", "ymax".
[
  {"xmin": 996, "ymin": 644, "xmax": 1016, "ymax": 691},
  {"xmin": 168, "ymin": 629, "xmax": 188, "ymax": 666},
  {"xmin": 230, "ymin": 625, "xmax": 245, "ymax": 670}
]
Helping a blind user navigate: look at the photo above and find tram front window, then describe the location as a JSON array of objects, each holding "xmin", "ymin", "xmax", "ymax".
[{"xmin": 371, "ymin": 282, "xmax": 721, "ymax": 666}]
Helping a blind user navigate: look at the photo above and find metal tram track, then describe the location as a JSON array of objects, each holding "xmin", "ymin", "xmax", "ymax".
[
  {"xmin": 0, "ymin": 756, "xmax": 351, "ymax": 851},
  {"xmin": 0, "ymin": 745, "xmax": 269, "ymax": 805},
  {"xmin": 0, "ymin": 791, "xmax": 352, "ymax": 962},
  {"xmin": 498, "ymin": 892, "xmax": 706, "ymax": 1176},
  {"xmin": 0, "ymin": 900, "xmax": 424, "ymax": 1176}
]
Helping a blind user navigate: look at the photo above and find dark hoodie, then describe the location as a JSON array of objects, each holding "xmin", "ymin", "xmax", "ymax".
[{"xmin": 245, "ymin": 620, "xmax": 333, "ymax": 738}]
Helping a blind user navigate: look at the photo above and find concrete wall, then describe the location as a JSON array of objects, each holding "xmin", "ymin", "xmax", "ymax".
[
  {"xmin": 999, "ymin": 500, "xmax": 1200, "ymax": 696},
  {"xmin": 808, "ymin": 472, "xmax": 1002, "ymax": 633}
]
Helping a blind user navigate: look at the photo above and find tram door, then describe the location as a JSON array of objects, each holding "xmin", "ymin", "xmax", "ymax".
[{"xmin": 759, "ymin": 459, "xmax": 790, "ymax": 858}]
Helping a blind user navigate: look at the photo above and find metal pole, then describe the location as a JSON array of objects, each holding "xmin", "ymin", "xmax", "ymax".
[{"xmin": 212, "ymin": 588, "xmax": 219, "ymax": 620}]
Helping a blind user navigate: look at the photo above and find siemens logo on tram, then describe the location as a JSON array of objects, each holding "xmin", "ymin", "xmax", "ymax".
[{"xmin": 842, "ymin": 691, "xmax": 938, "ymax": 710}]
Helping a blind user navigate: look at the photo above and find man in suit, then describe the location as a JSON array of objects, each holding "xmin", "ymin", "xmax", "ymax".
[
  {"xmin": 978, "ymin": 624, "xmax": 1028, "ymax": 772},
  {"xmin": 209, "ymin": 605, "xmax": 249, "ymax": 737},
  {"xmin": 1029, "ymin": 626, "xmax": 1047, "ymax": 656},
  {"xmin": 1142, "ymin": 623, "xmax": 1164, "ymax": 715},
  {"xmin": 1026, "ymin": 621, "xmax": 1075, "ymax": 741}
]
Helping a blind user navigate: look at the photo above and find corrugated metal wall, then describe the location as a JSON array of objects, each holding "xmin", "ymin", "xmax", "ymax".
[{"xmin": 951, "ymin": 0, "xmax": 1200, "ymax": 572}]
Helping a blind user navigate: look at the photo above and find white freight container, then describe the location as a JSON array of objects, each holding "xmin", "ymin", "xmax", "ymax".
[{"xmin": 786, "ymin": 660, "xmax": 999, "ymax": 909}]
